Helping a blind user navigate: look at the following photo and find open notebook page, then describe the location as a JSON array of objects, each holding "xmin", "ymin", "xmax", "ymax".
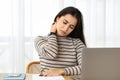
[{"xmin": 32, "ymin": 74, "xmax": 65, "ymax": 80}]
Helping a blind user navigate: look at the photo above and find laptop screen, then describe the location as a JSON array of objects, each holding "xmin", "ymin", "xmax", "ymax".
[{"xmin": 81, "ymin": 48, "xmax": 120, "ymax": 80}]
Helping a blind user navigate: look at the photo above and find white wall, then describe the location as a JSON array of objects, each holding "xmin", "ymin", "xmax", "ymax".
[{"xmin": 0, "ymin": 0, "xmax": 120, "ymax": 73}]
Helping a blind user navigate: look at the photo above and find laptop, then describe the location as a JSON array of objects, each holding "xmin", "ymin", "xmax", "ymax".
[{"xmin": 80, "ymin": 48, "xmax": 120, "ymax": 80}]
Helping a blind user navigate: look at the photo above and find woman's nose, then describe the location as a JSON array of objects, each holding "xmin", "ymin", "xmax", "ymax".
[{"xmin": 63, "ymin": 26, "xmax": 69, "ymax": 31}]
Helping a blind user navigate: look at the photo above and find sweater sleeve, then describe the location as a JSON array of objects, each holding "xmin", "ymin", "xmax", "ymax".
[
  {"xmin": 34, "ymin": 34, "xmax": 58, "ymax": 59},
  {"xmin": 65, "ymin": 39, "xmax": 86, "ymax": 76}
]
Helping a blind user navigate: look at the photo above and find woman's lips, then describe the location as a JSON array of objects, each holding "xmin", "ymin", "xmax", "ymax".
[{"xmin": 60, "ymin": 30, "xmax": 66, "ymax": 34}]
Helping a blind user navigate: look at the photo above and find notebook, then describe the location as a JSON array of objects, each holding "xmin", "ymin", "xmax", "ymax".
[
  {"xmin": 3, "ymin": 73, "xmax": 26, "ymax": 80},
  {"xmin": 32, "ymin": 74, "xmax": 65, "ymax": 80},
  {"xmin": 80, "ymin": 48, "xmax": 120, "ymax": 80}
]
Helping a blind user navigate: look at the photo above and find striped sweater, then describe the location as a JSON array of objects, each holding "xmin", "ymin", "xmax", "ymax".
[{"xmin": 34, "ymin": 34, "xmax": 85, "ymax": 76}]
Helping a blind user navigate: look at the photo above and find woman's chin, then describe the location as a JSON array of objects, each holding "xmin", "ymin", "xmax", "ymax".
[{"xmin": 57, "ymin": 33, "xmax": 66, "ymax": 37}]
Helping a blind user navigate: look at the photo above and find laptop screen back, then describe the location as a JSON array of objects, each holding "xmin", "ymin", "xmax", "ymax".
[{"xmin": 81, "ymin": 48, "xmax": 120, "ymax": 80}]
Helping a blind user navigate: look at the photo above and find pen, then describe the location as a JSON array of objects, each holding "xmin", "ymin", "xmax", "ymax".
[{"xmin": 39, "ymin": 74, "xmax": 43, "ymax": 76}]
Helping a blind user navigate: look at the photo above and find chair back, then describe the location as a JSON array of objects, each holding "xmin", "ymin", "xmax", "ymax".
[{"xmin": 26, "ymin": 61, "xmax": 40, "ymax": 74}]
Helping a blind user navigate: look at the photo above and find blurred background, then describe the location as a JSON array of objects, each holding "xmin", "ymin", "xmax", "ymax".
[{"xmin": 0, "ymin": 0, "xmax": 120, "ymax": 73}]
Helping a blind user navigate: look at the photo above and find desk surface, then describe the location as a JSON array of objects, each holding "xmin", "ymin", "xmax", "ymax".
[{"xmin": 0, "ymin": 73, "xmax": 73, "ymax": 80}]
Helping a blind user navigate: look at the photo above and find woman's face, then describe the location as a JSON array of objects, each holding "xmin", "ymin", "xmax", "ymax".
[{"xmin": 56, "ymin": 14, "xmax": 77, "ymax": 36}]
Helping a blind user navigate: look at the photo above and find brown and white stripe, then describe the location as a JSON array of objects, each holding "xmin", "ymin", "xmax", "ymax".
[{"xmin": 34, "ymin": 34, "xmax": 85, "ymax": 76}]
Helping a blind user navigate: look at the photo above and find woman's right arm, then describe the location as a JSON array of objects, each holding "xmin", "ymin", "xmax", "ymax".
[{"xmin": 34, "ymin": 34, "xmax": 58, "ymax": 59}]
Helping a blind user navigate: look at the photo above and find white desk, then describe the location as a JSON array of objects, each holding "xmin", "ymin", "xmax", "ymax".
[{"xmin": 0, "ymin": 73, "xmax": 73, "ymax": 80}]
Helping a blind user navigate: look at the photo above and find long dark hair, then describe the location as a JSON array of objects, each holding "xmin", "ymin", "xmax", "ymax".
[{"xmin": 53, "ymin": 6, "xmax": 86, "ymax": 46}]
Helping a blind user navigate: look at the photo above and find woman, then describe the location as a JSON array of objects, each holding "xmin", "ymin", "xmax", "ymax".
[{"xmin": 34, "ymin": 6, "xmax": 86, "ymax": 76}]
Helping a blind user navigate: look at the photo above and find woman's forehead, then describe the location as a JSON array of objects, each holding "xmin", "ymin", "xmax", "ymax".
[{"xmin": 61, "ymin": 14, "xmax": 77, "ymax": 26}]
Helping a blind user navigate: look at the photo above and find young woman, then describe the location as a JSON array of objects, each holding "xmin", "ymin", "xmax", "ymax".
[{"xmin": 34, "ymin": 6, "xmax": 86, "ymax": 76}]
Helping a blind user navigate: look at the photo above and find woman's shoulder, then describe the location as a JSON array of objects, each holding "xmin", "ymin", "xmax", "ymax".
[
  {"xmin": 72, "ymin": 38, "xmax": 84, "ymax": 45},
  {"xmin": 72, "ymin": 38, "xmax": 82, "ymax": 42},
  {"xmin": 35, "ymin": 35, "xmax": 45, "ymax": 39},
  {"xmin": 34, "ymin": 35, "xmax": 48, "ymax": 41}
]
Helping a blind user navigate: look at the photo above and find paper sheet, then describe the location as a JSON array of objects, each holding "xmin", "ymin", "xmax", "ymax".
[{"xmin": 32, "ymin": 74, "xmax": 65, "ymax": 80}]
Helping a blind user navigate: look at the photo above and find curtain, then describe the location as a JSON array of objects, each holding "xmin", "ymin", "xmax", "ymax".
[
  {"xmin": 65, "ymin": 0, "xmax": 120, "ymax": 47},
  {"xmin": 0, "ymin": 0, "xmax": 120, "ymax": 73}
]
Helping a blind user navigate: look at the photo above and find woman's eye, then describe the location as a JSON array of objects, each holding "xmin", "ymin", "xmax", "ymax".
[
  {"xmin": 70, "ymin": 26, "xmax": 74, "ymax": 29},
  {"xmin": 63, "ymin": 21, "xmax": 67, "ymax": 24}
]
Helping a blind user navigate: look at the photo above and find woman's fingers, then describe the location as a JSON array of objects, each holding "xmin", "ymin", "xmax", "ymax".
[{"xmin": 51, "ymin": 22, "xmax": 57, "ymax": 33}]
